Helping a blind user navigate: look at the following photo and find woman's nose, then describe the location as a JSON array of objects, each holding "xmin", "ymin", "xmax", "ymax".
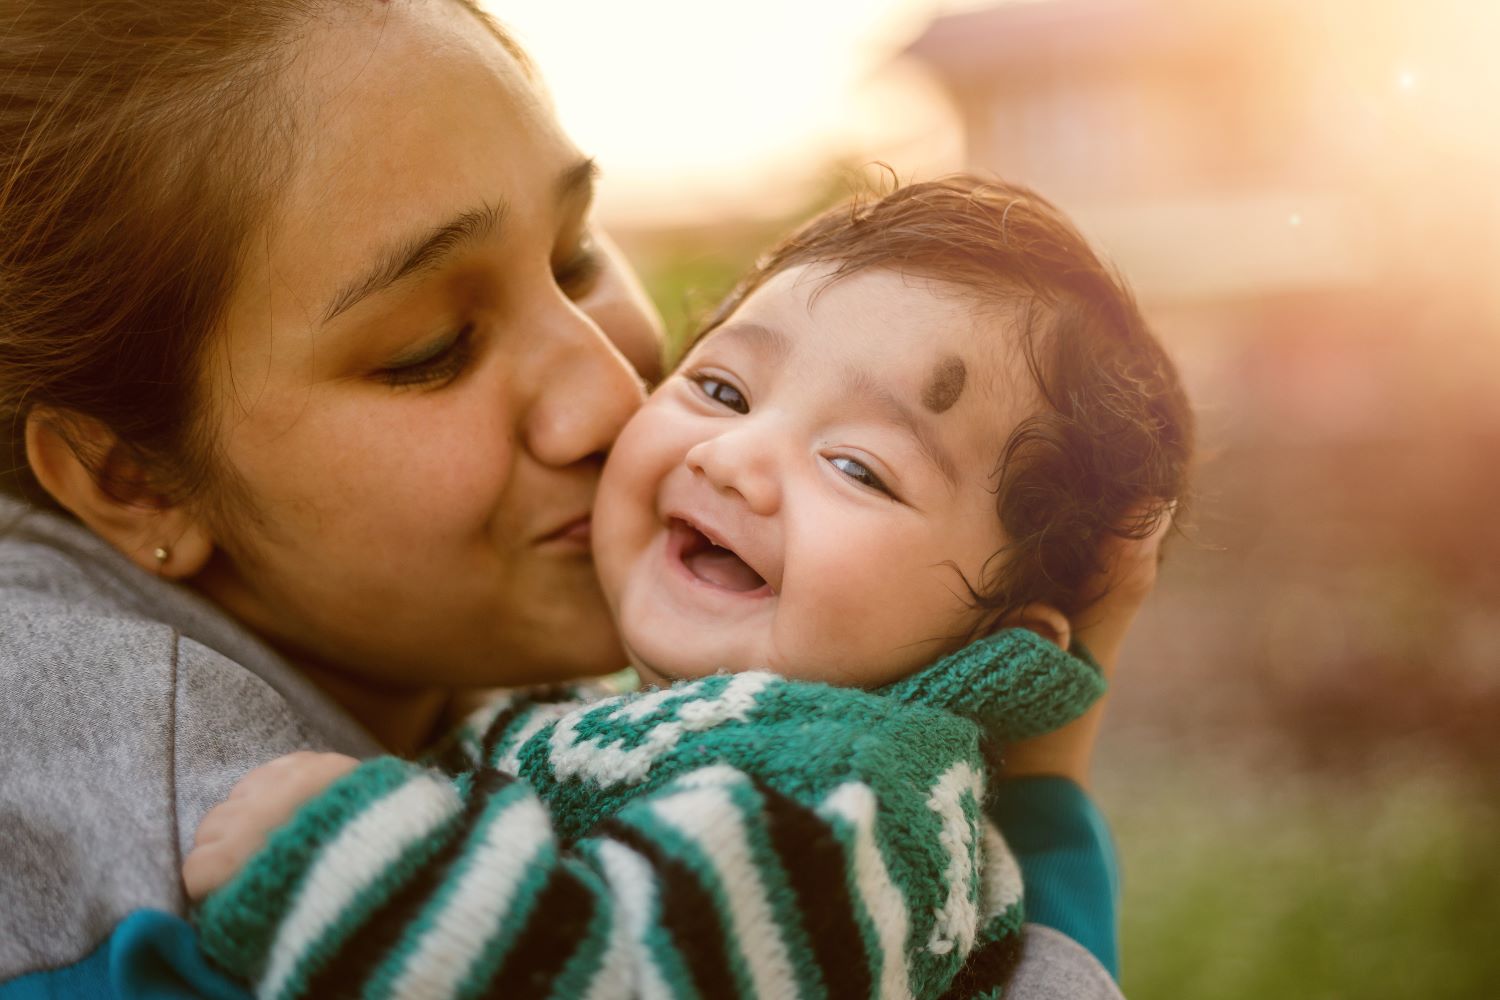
[
  {"xmin": 519, "ymin": 298, "xmax": 646, "ymax": 468},
  {"xmin": 685, "ymin": 426, "xmax": 782, "ymax": 516}
]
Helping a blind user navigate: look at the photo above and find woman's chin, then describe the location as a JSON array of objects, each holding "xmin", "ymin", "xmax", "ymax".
[{"xmin": 515, "ymin": 617, "xmax": 627, "ymax": 685}]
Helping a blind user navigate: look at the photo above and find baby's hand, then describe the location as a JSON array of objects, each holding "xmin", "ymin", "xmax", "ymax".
[{"xmin": 183, "ymin": 750, "xmax": 359, "ymax": 902}]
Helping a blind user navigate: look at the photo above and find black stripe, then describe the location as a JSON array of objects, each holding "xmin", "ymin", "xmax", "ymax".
[
  {"xmin": 298, "ymin": 769, "xmax": 520, "ymax": 1000},
  {"xmin": 478, "ymin": 859, "xmax": 597, "ymax": 998},
  {"xmin": 478, "ymin": 698, "xmax": 533, "ymax": 766},
  {"xmin": 601, "ymin": 819, "xmax": 736, "ymax": 1000},
  {"xmin": 935, "ymin": 931, "xmax": 1025, "ymax": 1000},
  {"xmin": 429, "ymin": 730, "xmax": 478, "ymax": 776},
  {"xmin": 527, "ymin": 683, "xmax": 588, "ymax": 704},
  {"xmin": 752, "ymin": 778, "xmax": 873, "ymax": 1000}
]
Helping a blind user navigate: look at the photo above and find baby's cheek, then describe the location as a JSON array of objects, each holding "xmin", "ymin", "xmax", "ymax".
[
  {"xmin": 592, "ymin": 442, "xmax": 658, "ymax": 607},
  {"xmin": 785, "ymin": 547, "xmax": 945, "ymax": 684}
]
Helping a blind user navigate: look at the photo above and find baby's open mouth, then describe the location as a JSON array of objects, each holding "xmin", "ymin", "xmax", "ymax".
[{"xmin": 670, "ymin": 518, "xmax": 769, "ymax": 593}]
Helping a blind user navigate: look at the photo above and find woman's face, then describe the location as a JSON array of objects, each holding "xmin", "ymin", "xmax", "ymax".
[{"xmin": 193, "ymin": 0, "xmax": 660, "ymax": 688}]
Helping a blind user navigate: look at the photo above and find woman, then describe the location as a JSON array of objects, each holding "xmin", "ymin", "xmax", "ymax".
[{"xmin": 0, "ymin": 1, "xmax": 1138, "ymax": 996}]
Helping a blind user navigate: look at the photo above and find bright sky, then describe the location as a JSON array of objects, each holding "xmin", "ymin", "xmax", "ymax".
[
  {"xmin": 487, "ymin": 0, "xmax": 987, "ymax": 224},
  {"xmin": 487, "ymin": 0, "xmax": 1500, "ymax": 229}
]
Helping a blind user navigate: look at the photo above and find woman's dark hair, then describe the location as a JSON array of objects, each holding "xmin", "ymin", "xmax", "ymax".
[
  {"xmin": 699, "ymin": 175, "xmax": 1196, "ymax": 633},
  {"xmin": 0, "ymin": 0, "xmax": 525, "ymax": 509}
]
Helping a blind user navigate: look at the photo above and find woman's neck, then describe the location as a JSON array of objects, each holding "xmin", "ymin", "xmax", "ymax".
[
  {"xmin": 292, "ymin": 658, "xmax": 451, "ymax": 758},
  {"xmin": 188, "ymin": 562, "xmax": 452, "ymax": 757}
]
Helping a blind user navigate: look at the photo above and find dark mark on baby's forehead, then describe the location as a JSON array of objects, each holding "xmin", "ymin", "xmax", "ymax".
[{"xmin": 921, "ymin": 355, "xmax": 967, "ymax": 414}]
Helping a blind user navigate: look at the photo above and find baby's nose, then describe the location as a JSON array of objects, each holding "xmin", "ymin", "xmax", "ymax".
[{"xmin": 685, "ymin": 430, "xmax": 782, "ymax": 516}]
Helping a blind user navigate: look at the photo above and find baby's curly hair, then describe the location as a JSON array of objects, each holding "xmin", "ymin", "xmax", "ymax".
[{"xmin": 699, "ymin": 174, "xmax": 1194, "ymax": 635}]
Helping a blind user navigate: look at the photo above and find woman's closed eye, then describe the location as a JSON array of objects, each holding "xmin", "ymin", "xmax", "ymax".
[{"xmin": 374, "ymin": 324, "xmax": 476, "ymax": 388}]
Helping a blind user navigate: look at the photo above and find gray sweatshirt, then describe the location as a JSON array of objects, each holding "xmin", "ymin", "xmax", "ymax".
[{"xmin": 0, "ymin": 495, "xmax": 1123, "ymax": 999}]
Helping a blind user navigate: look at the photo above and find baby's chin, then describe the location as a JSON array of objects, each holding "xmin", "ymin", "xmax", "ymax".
[
  {"xmin": 626, "ymin": 655, "xmax": 720, "ymax": 689},
  {"xmin": 625, "ymin": 643, "xmax": 759, "ymax": 689},
  {"xmin": 629, "ymin": 661, "xmax": 674, "ymax": 689}
]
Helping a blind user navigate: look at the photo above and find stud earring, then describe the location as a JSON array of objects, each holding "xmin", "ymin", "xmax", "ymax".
[{"xmin": 153, "ymin": 546, "xmax": 170, "ymax": 566}]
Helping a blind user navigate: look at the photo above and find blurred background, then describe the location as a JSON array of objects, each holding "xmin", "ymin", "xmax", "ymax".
[{"xmin": 492, "ymin": 1, "xmax": 1500, "ymax": 995}]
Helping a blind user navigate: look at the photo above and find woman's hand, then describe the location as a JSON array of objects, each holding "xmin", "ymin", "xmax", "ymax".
[
  {"xmin": 998, "ymin": 508, "xmax": 1173, "ymax": 788},
  {"xmin": 183, "ymin": 751, "xmax": 360, "ymax": 901}
]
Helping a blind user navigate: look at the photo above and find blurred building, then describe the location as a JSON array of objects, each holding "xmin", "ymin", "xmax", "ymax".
[
  {"xmin": 904, "ymin": 0, "xmax": 1500, "ymax": 443},
  {"xmin": 904, "ymin": 0, "xmax": 1500, "ymax": 761}
]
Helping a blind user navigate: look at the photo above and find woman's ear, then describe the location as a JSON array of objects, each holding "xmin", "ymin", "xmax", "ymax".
[
  {"xmin": 1007, "ymin": 602, "xmax": 1072, "ymax": 650},
  {"xmin": 25, "ymin": 411, "xmax": 215, "ymax": 579}
]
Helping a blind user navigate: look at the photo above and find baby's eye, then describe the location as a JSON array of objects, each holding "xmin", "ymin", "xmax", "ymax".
[
  {"xmin": 829, "ymin": 456, "xmax": 892, "ymax": 496},
  {"xmin": 695, "ymin": 375, "xmax": 748, "ymax": 414}
]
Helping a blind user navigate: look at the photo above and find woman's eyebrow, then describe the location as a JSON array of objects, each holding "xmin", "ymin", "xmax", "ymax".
[
  {"xmin": 322, "ymin": 201, "xmax": 506, "ymax": 324},
  {"xmin": 320, "ymin": 158, "xmax": 597, "ymax": 326}
]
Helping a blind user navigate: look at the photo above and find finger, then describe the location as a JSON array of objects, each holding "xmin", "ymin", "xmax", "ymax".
[
  {"xmin": 191, "ymin": 799, "xmax": 248, "ymax": 848},
  {"xmin": 183, "ymin": 847, "xmax": 234, "ymax": 901}
]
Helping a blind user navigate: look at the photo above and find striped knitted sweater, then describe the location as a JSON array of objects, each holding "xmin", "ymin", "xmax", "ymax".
[{"xmin": 196, "ymin": 629, "xmax": 1104, "ymax": 1000}]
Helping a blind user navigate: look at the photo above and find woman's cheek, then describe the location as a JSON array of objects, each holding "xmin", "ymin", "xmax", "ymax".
[{"xmin": 394, "ymin": 385, "xmax": 518, "ymax": 525}]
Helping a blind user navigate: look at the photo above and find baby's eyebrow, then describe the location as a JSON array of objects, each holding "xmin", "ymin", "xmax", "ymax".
[
  {"xmin": 844, "ymin": 368, "xmax": 959, "ymax": 486},
  {"xmin": 707, "ymin": 322, "xmax": 793, "ymax": 366}
]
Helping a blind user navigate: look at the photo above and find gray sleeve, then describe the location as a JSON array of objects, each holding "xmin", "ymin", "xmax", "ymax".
[
  {"xmin": 0, "ymin": 612, "xmax": 335, "ymax": 980},
  {"xmin": 171, "ymin": 636, "xmax": 335, "ymax": 861},
  {"xmin": 1008, "ymin": 924, "xmax": 1126, "ymax": 1000}
]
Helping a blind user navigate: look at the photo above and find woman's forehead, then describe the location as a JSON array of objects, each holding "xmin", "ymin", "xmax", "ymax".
[{"xmin": 227, "ymin": 0, "xmax": 574, "ymax": 339}]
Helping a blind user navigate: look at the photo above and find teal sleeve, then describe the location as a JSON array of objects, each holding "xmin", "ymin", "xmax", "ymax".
[
  {"xmin": 0, "ymin": 909, "xmax": 250, "ymax": 1000},
  {"xmin": 988, "ymin": 775, "xmax": 1120, "ymax": 978}
]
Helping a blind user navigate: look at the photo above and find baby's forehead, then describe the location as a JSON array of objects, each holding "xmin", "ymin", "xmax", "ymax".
[{"xmin": 709, "ymin": 263, "xmax": 1028, "ymax": 400}]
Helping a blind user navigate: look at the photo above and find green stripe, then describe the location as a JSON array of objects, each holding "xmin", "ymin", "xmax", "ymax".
[
  {"xmin": 275, "ymin": 769, "xmax": 466, "ymax": 1000},
  {"xmin": 195, "ymin": 757, "xmax": 434, "ymax": 984},
  {"xmin": 575, "ymin": 836, "xmax": 696, "ymax": 999},
  {"xmin": 816, "ymin": 801, "xmax": 890, "ymax": 997},
  {"xmin": 453, "ymin": 840, "xmax": 559, "ymax": 996},
  {"xmin": 545, "ymin": 856, "xmax": 617, "ymax": 1000},
  {"xmin": 357, "ymin": 777, "xmax": 538, "ymax": 999},
  {"xmin": 723, "ymin": 776, "xmax": 825, "ymax": 1000},
  {"xmin": 615, "ymin": 800, "xmax": 760, "ymax": 998}
]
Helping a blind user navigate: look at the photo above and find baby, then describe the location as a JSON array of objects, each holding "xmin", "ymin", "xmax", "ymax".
[{"xmin": 185, "ymin": 176, "xmax": 1191, "ymax": 1000}]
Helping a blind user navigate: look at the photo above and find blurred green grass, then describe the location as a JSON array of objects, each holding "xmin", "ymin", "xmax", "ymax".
[{"xmin": 1102, "ymin": 755, "xmax": 1500, "ymax": 999}]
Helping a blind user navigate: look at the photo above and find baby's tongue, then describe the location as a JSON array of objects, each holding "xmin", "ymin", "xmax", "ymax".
[{"xmin": 684, "ymin": 545, "xmax": 766, "ymax": 591}]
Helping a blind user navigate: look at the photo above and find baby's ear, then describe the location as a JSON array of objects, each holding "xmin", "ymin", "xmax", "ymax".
[
  {"xmin": 1008, "ymin": 602, "xmax": 1071, "ymax": 651},
  {"xmin": 876, "ymin": 628, "xmax": 1103, "ymax": 743}
]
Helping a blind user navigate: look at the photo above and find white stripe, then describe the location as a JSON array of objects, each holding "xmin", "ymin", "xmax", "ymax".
[
  {"xmin": 579, "ymin": 854, "xmax": 635, "ymax": 1000},
  {"xmin": 261, "ymin": 776, "xmax": 462, "ymax": 1000},
  {"xmin": 651, "ymin": 782, "xmax": 800, "ymax": 1000},
  {"xmin": 821, "ymin": 782, "xmax": 913, "ymax": 1000},
  {"xmin": 495, "ymin": 701, "xmax": 583, "ymax": 772},
  {"xmin": 597, "ymin": 840, "xmax": 676, "ymax": 1000},
  {"xmin": 673, "ymin": 672, "xmax": 776, "ymax": 729},
  {"xmin": 385, "ymin": 792, "xmax": 554, "ymax": 999},
  {"xmin": 978, "ymin": 820, "xmax": 1024, "ymax": 920},
  {"xmin": 924, "ymin": 761, "xmax": 985, "ymax": 956},
  {"xmin": 670, "ymin": 763, "xmax": 749, "ymax": 791},
  {"xmin": 549, "ymin": 673, "xmax": 776, "ymax": 787}
]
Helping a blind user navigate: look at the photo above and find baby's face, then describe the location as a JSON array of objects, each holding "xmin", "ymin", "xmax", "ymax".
[{"xmin": 593, "ymin": 265, "xmax": 1032, "ymax": 687}]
